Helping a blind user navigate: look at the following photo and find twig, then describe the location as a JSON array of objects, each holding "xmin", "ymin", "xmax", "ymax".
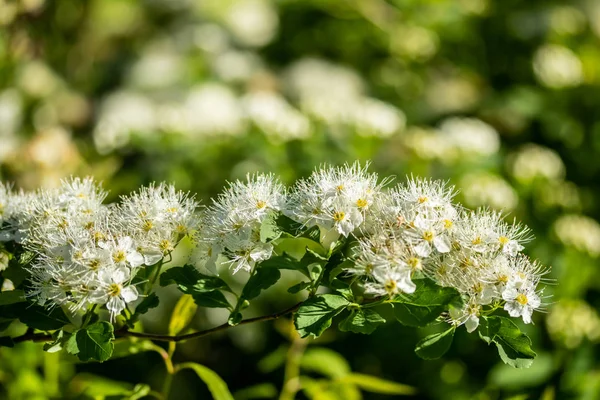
[{"xmin": 9, "ymin": 301, "xmax": 303, "ymax": 345}]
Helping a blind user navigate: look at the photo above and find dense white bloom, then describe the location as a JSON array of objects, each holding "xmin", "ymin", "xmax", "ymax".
[
  {"xmin": 0, "ymin": 162, "xmax": 547, "ymax": 332},
  {"xmin": 285, "ymin": 162, "xmax": 389, "ymax": 243},
  {"xmin": 90, "ymin": 266, "xmax": 139, "ymax": 321},
  {"xmin": 502, "ymin": 282, "xmax": 542, "ymax": 324},
  {"xmin": 198, "ymin": 173, "xmax": 284, "ymax": 274}
]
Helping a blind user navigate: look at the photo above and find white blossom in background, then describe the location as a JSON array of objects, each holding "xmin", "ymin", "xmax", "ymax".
[
  {"xmin": 93, "ymin": 91, "xmax": 157, "ymax": 154},
  {"xmin": 438, "ymin": 117, "xmax": 500, "ymax": 157},
  {"xmin": 354, "ymin": 98, "xmax": 406, "ymax": 138},
  {"xmin": 553, "ymin": 214, "xmax": 600, "ymax": 257},
  {"xmin": 243, "ymin": 91, "xmax": 311, "ymax": 141},
  {"xmin": 533, "ymin": 44, "xmax": 583, "ymax": 89},
  {"xmin": 460, "ymin": 172, "xmax": 518, "ymax": 210},
  {"xmin": 128, "ymin": 46, "xmax": 185, "ymax": 90},
  {"xmin": 224, "ymin": 0, "xmax": 279, "ymax": 47},
  {"xmin": 509, "ymin": 144, "xmax": 566, "ymax": 183},
  {"xmin": 183, "ymin": 84, "xmax": 246, "ymax": 137}
]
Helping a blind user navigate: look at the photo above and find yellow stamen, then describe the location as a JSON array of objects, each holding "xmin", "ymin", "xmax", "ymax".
[
  {"xmin": 384, "ymin": 279, "xmax": 397, "ymax": 294},
  {"xmin": 108, "ymin": 283, "xmax": 122, "ymax": 297},
  {"xmin": 499, "ymin": 236, "xmax": 509, "ymax": 245},
  {"xmin": 356, "ymin": 198, "xmax": 368, "ymax": 208},
  {"xmin": 113, "ymin": 250, "xmax": 126, "ymax": 264},
  {"xmin": 418, "ymin": 196, "xmax": 428, "ymax": 204},
  {"xmin": 333, "ymin": 211, "xmax": 345, "ymax": 222},
  {"xmin": 443, "ymin": 219, "xmax": 453, "ymax": 229},
  {"xmin": 516, "ymin": 293, "xmax": 528, "ymax": 305},
  {"xmin": 422, "ymin": 231, "xmax": 434, "ymax": 242},
  {"xmin": 256, "ymin": 200, "xmax": 267, "ymax": 209}
]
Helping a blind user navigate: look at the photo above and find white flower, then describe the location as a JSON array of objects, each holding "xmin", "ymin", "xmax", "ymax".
[
  {"xmin": 99, "ymin": 236, "xmax": 145, "ymax": 268},
  {"xmin": 90, "ymin": 266, "xmax": 139, "ymax": 321},
  {"xmin": 502, "ymin": 282, "xmax": 541, "ymax": 324},
  {"xmin": 365, "ymin": 265, "xmax": 415, "ymax": 296}
]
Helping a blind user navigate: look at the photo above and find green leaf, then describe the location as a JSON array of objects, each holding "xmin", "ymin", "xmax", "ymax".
[
  {"xmin": 74, "ymin": 321, "xmax": 115, "ymax": 362},
  {"xmin": 301, "ymin": 347, "xmax": 351, "ymax": 378},
  {"xmin": 478, "ymin": 316, "xmax": 536, "ymax": 368},
  {"xmin": 233, "ymin": 383, "xmax": 278, "ymax": 400},
  {"xmin": 43, "ymin": 330, "xmax": 67, "ymax": 353},
  {"xmin": 192, "ymin": 291, "xmax": 231, "ymax": 308},
  {"xmin": 339, "ymin": 308, "xmax": 386, "ymax": 334},
  {"xmin": 294, "ymin": 294, "xmax": 350, "ymax": 338},
  {"xmin": 160, "ymin": 265, "xmax": 231, "ymax": 292},
  {"xmin": 0, "ymin": 302, "xmax": 71, "ymax": 331},
  {"xmin": 241, "ymin": 267, "xmax": 281, "ymax": 301},
  {"xmin": 391, "ymin": 279, "xmax": 462, "ymax": 327},
  {"xmin": 132, "ymin": 293, "xmax": 159, "ymax": 319},
  {"xmin": 161, "ymin": 265, "xmax": 232, "ymax": 309},
  {"xmin": 259, "ymin": 253, "xmax": 310, "ymax": 277},
  {"xmin": 337, "ymin": 373, "xmax": 416, "ymax": 395},
  {"xmin": 287, "ymin": 281, "xmax": 311, "ymax": 294},
  {"xmin": 169, "ymin": 294, "xmax": 198, "ymax": 335},
  {"xmin": 414, "ymin": 326, "xmax": 455, "ymax": 360},
  {"xmin": 260, "ymin": 211, "xmax": 282, "ymax": 243},
  {"xmin": 0, "ymin": 289, "xmax": 26, "ymax": 305},
  {"xmin": 178, "ymin": 362, "xmax": 234, "ymax": 400}
]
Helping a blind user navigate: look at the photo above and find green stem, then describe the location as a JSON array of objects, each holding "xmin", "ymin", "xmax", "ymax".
[
  {"xmin": 279, "ymin": 333, "xmax": 308, "ymax": 400},
  {"xmin": 145, "ymin": 259, "xmax": 164, "ymax": 296},
  {"xmin": 81, "ymin": 304, "xmax": 98, "ymax": 328}
]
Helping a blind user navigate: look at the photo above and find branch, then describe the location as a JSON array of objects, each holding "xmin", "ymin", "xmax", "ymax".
[{"xmin": 9, "ymin": 301, "xmax": 303, "ymax": 345}]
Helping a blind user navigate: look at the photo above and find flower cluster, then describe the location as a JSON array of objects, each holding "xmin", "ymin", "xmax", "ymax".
[
  {"xmin": 350, "ymin": 178, "xmax": 547, "ymax": 329},
  {"xmin": 197, "ymin": 173, "xmax": 285, "ymax": 274},
  {"xmin": 0, "ymin": 178, "xmax": 198, "ymax": 320},
  {"xmin": 0, "ymin": 163, "xmax": 548, "ymax": 330}
]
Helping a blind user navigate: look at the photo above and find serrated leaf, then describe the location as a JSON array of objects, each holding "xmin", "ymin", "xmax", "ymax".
[
  {"xmin": 339, "ymin": 308, "xmax": 386, "ymax": 334},
  {"xmin": 75, "ymin": 321, "xmax": 115, "ymax": 362},
  {"xmin": 392, "ymin": 279, "xmax": 462, "ymax": 327},
  {"xmin": 478, "ymin": 316, "xmax": 536, "ymax": 368},
  {"xmin": 294, "ymin": 294, "xmax": 350, "ymax": 338},
  {"xmin": 178, "ymin": 362, "xmax": 234, "ymax": 400},
  {"xmin": 260, "ymin": 211, "xmax": 282, "ymax": 243},
  {"xmin": 169, "ymin": 294, "xmax": 198, "ymax": 335},
  {"xmin": 337, "ymin": 373, "xmax": 416, "ymax": 395},
  {"xmin": 415, "ymin": 326, "xmax": 455, "ymax": 360},
  {"xmin": 134, "ymin": 293, "xmax": 159, "ymax": 317},
  {"xmin": 241, "ymin": 267, "xmax": 281, "ymax": 301},
  {"xmin": 43, "ymin": 330, "xmax": 66, "ymax": 353}
]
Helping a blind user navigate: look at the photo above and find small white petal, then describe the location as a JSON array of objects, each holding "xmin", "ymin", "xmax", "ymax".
[{"xmin": 121, "ymin": 286, "xmax": 139, "ymax": 303}]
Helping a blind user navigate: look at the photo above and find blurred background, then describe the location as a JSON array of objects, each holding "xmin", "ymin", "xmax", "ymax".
[{"xmin": 1, "ymin": 0, "xmax": 600, "ymax": 398}]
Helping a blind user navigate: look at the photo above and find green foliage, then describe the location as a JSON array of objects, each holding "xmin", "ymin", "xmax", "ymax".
[
  {"xmin": 177, "ymin": 362, "xmax": 235, "ymax": 400},
  {"xmin": 241, "ymin": 267, "xmax": 281, "ymax": 301},
  {"xmin": 161, "ymin": 264, "xmax": 232, "ymax": 309},
  {"xmin": 414, "ymin": 326, "xmax": 456, "ymax": 360},
  {"xmin": 0, "ymin": 301, "xmax": 70, "ymax": 331},
  {"xmin": 478, "ymin": 316, "xmax": 537, "ymax": 368},
  {"xmin": 68, "ymin": 322, "xmax": 115, "ymax": 362},
  {"xmin": 294, "ymin": 293, "xmax": 350, "ymax": 338},
  {"xmin": 169, "ymin": 294, "xmax": 198, "ymax": 335},
  {"xmin": 339, "ymin": 308, "xmax": 386, "ymax": 334},
  {"xmin": 391, "ymin": 279, "xmax": 462, "ymax": 327}
]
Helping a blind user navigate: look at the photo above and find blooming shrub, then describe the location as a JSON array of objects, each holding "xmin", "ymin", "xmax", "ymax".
[{"xmin": 0, "ymin": 162, "xmax": 549, "ymax": 396}]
